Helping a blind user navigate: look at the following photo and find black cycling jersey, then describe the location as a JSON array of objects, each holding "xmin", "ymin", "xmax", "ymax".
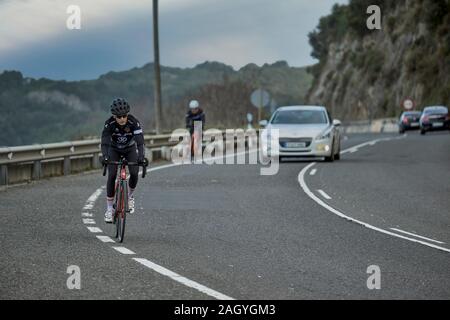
[
  {"xmin": 186, "ymin": 109, "xmax": 206, "ymax": 134},
  {"xmin": 101, "ymin": 114, "xmax": 145, "ymax": 159}
]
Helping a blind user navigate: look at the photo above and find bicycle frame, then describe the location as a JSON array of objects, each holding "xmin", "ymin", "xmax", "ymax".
[
  {"xmin": 114, "ymin": 163, "xmax": 128, "ymax": 219},
  {"xmin": 102, "ymin": 156, "xmax": 148, "ymax": 242}
]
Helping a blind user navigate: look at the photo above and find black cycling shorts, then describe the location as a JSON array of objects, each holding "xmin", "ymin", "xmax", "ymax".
[{"xmin": 106, "ymin": 146, "xmax": 139, "ymax": 198}]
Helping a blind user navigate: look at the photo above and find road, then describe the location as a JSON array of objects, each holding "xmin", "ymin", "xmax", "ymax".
[{"xmin": 1, "ymin": 131, "xmax": 449, "ymax": 299}]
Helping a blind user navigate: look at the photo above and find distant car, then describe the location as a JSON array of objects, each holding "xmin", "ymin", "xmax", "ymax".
[
  {"xmin": 419, "ymin": 106, "xmax": 450, "ymax": 135},
  {"xmin": 398, "ymin": 111, "xmax": 422, "ymax": 134},
  {"xmin": 261, "ymin": 106, "xmax": 341, "ymax": 162}
]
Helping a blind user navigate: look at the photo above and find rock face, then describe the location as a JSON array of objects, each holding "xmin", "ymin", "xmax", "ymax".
[{"xmin": 307, "ymin": 0, "xmax": 450, "ymax": 121}]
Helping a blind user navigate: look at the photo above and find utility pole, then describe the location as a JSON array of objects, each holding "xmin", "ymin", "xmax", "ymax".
[{"xmin": 153, "ymin": 0, "xmax": 162, "ymax": 134}]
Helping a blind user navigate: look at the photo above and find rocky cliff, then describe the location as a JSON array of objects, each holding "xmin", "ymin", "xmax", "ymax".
[{"xmin": 307, "ymin": 0, "xmax": 450, "ymax": 120}]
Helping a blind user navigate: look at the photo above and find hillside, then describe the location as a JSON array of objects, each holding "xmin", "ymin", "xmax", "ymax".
[
  {"xmin": 307, "ymin": 0, "xmax": 450, "ymax": 120},
  {"xmin": 0, "ymin": 61, "xmax": 312, "ymax": 146}
]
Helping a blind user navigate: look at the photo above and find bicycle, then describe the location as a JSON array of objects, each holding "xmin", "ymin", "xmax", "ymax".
[
  {"xmin": 102, "ymin": 156, "xmax": 148, "ymax": 243},
  {"xmin": 190, "ymin": 131, "xmax": 199, "ymax": 161}
]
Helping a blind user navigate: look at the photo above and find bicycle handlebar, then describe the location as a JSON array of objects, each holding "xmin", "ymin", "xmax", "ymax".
[{"xmin": 102, "ymin": 158, "xmax": 149, "ymax": 178}]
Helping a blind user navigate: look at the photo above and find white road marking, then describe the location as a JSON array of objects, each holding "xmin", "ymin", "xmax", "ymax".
[
  {"xmin": 390, "ymin": 228, "xmax": 445, "ymax": 245},
  {"xmin": 97, "ymin": 235, "xmax": 115, "ymax": 243},
  {"xmin": 87, "ymin": 227, "xmax": 102, "ymax": 233},
  {"xmin": 82, "ymin": 212, "xmax": 93, "ymax": 217},
  {"xmin": 146, "ymin": 163, "xmax": 181, "ymax": 173},
  {"xmin": 299, "ymin": 137, "xmax": 450, "ymax": 254},
  {"xmin": 82, "ymin": 155, "xmax": 254, "ymax": 300},
  {"xmin": 87, "ymin": 191, "xmax": 102, "ymax": 203},
  {"xmin": 113, "ymin": 247, "xmax": 136, "ymax": 255},
  {"xmin": 341, "ymin": 141, "xmax": 377, "ymax": 155},
  {"xmin": 310, "ymin": 169, "xmax": 317, "ymax": 176},
  {"xmin": 339, "ymin": 136, "xmax": 407, "ymax": 156},
  {"xmin": 317, "ymin": 189, "xmax": 332, "ymax": 200},
  {"xmin": 142, "ymin": 150, "xmax": 257, "ymax": 174},
  {"xmin": 133, "ymin": 258, "xmax": 234, "ymax": 300},
  {"xmin": 82, "ymin": 218, "xmax": 96, "ymax": 224}
]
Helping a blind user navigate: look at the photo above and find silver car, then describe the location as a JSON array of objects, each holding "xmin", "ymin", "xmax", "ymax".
[{"xmin": 261, "ymin": 106, "xmax": 341, "ymax": 162}]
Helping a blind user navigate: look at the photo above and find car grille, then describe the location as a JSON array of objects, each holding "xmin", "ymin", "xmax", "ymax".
[{"xmin": 279, "ymin": 138, "xmax": 312, "ymax": 148}]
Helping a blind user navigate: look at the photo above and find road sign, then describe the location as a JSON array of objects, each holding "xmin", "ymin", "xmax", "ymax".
[
  {"xmin": 402, "ymin": 98, "xmax": 415, "ymax": 111},
  {"xmin": 251, "ymin": 89, "xmax": 270, "ymax": 108},
  {"xmin": 251, "ymin": 89, "xmax": 271, "ymax": 126}
]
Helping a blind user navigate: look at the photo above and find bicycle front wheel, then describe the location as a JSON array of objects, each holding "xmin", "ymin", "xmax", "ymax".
[{"xmin": 116, "ymin": 181, "xmax": 128, "ymax": 243}]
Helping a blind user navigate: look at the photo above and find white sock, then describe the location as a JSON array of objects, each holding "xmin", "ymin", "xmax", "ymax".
[
  {"xmin": 128, "ymin": 188, "xmax": 135, "ymax": 199},
  {"xmin": 107, "ymin": 198, "xmax": 114, "ymax": 210}
]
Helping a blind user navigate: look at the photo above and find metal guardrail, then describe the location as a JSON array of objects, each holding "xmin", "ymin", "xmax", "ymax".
[
  {"xmin": 0, "ymin": 134, "xmax": 176, "ymax": 186},
  {"xmin": 0, "ymin": 130, "xmax": 258, "ymax": 186},
  {"xmin": 342, "ymin": 118, "xmax": 398, "ymax": 134},
  {"xmin": 0, "ymin": 135, "xmax": 174, "ymax": 165}
]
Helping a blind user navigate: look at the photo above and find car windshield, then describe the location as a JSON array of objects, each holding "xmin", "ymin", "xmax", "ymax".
[
  {"xmin": 404, "ymin": 112, "xmax": 421, "ymax": 116},
  {"xmin": 271, "ymin": 110, "xmax": 328, "ymax": 125},
  {"xmin": 425, "ymin": 107, "xmax": 448, "ymax": 114}
]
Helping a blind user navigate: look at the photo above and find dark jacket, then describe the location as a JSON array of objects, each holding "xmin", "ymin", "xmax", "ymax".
[
  {"xmin": 185, "ymin": 109, "xmax": 205, "ymax": 134},
  {"xmin": 101, "ymin": 114, "xmax": 145, "ymax": 159}
]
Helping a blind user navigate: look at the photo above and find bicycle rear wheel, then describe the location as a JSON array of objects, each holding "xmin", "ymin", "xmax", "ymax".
[{"xmin": 116, "ymin": 181, "xmax": 128, "ymax": 243}]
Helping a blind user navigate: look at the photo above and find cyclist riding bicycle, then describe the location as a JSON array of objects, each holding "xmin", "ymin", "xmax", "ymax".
[
  {"xmin": 101, "ymin": 98, "xmax": 146, "ymax": 223},
  {"xmin": 185, "ymin": 100, "xmax": 205, "ymax": 160}
]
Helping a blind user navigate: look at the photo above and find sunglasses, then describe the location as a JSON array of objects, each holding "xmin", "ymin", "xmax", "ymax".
[{"xmin": 115, "ymin": 114, "xmax": 128, "ymax": 119}]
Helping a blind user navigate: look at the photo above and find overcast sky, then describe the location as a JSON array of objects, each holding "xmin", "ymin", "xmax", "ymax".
[{"xmin": 0, "ymin": 0, "xmax": 347, "ymax": 80}]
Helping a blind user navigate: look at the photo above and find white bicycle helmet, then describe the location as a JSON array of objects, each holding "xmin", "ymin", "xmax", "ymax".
[{"xmin": 189, "ymin": 100, "xmax": 200, "ymax": 109}]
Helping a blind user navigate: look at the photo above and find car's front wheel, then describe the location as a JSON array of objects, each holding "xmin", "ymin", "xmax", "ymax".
[
  {"xmin": 335, "ymin": 145, "xmax": 341, "ymax": 161},
  {"xmin": 324, "ymin": 143, "xmax": 335, "ymax": 162}
]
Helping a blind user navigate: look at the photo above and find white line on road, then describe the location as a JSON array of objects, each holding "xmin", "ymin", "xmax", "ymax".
[
  {"xmin": 82, "ymin": 218, "xmax": 96, "ymax": 224},
  {"xmin": 390, "ymin": 228, "xmax": 445, "ymax": 244},
  {"xmin": 87, "ymin": 189, "xmax": 103, "ymax": 203},
  {"xmin": 298, "ymin": 137, "xmax": 450, "ymax": 255},
  {"xmin": 87, "ymin": 227, "xmax": 102, "ymax": 233},
  {"xmin": 310, "ymin": 169, "xmax": 317, "ymax": 176},
  {"xmin": 142, "ymin": 150, "xmax": 257, "ymax": 174},
  {"xmin": 113, "ymin": 247, "xmax": 136, "ymax": 255},
  {"xmin": 83, "ymin": 161, "xmax": 251, "ymax": 300},
  {"xmin": 82, "ymin": 212, "xmax": 93, "ymax": 217},
  {"xmin": 317, "ymin": 190, "xmax": 332, "ymax": 200},
  {"xmin": 83, "ymin": 157, "xmax": 250, "ymax": 300},
  {"xmin": 97, "ymin": 235, "xmax": 115, "ymax": 243},
  {"xmin": 133, "ymin": 258, "xmax": 235, "ymax": 300}
]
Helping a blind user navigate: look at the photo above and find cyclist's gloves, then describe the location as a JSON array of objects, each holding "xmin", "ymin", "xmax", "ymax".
[{"xmin": 138, "ymin": 157, "xmax": 149, "ymax": 166}]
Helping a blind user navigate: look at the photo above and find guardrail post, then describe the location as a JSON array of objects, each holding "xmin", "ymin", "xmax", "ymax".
[
  {"xmin": 151, "ymin": 148, "xmax": 162, "ymax": 162},
  {"xmin": 63, "ymin": 157, "xmax": 71, "ymax": 176},
  {"xmin": 33, "ymin": 160, "xmax": 42, "ymax": 180},
  {"xmin": 91, "ymin": 153, "xmax": 100, "ymax": 169},
  {"xmin": 0, "ymin": 165, "xmax": 8, "ymax": 186}
]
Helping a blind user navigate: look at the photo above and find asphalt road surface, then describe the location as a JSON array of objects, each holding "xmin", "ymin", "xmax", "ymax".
[{"xmin": 1, "ymin": 131, "xmax": 449, "ymax": 299}]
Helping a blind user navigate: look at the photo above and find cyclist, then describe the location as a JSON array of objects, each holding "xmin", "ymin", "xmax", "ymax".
[
  {"xmin": 101, "ymin": 98, "xmax": 145, "ymax": 223},
  {"xmin": 185, "ymin": 100, "xmax": 205, "ymax": 161}
]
